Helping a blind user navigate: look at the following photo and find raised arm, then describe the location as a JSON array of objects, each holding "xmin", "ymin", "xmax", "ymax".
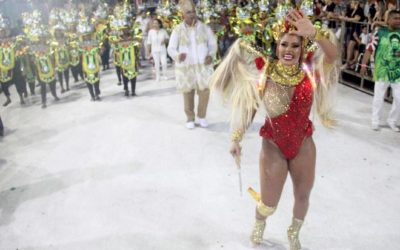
[{"xmin": 286, "ymin": 10, "xmax": 338, "ymax": 64}]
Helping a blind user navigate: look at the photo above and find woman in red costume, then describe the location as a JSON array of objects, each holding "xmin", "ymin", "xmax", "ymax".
[{"xmin": 211, "ymin": 7, "xmax": 339, "ymax": 250}]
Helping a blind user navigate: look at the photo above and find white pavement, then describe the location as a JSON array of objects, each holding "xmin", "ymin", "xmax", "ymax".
[{"xmin": 0, "ymin": 63, "xmax": 399, "ymax": 250}]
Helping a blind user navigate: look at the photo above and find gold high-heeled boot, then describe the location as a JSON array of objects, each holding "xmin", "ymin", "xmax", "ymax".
[
  {"xmin": 251, "ymin": 218, "xmax": 266, "ymax": 245},
  {"xmin": 287, "ymin": 217, "xmax": 304, "ymax": 250},
  {"xmin": 248, "ymin": 187, "xmax": 276, "ymax": 245}
]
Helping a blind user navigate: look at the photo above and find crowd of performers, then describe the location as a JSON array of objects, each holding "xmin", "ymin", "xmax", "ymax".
[
  {"xmin": 0, "ymin": 0, "xmax": 323, "ymax": 109},
  {"xmin": 0, "ymin": 1, "xmax": 143, "ymax": 110},
  {"xmin": 0, "ymin": 0, "xmax": 233, "ymax": 137}
]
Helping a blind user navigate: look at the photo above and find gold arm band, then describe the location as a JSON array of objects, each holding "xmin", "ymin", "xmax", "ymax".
[
  {"xmin": 231, "ymin": 129, "xmax": 243, "ymax": 143},
  {"xmin": 248, "ymin": 187, "xmax": 276, "ymax": 217},
  {"xmin": 312, "ymin": 27, "xmax": 329, "ymax": 42}
]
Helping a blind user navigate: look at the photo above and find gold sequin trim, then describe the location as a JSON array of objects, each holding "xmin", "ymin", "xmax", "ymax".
[
  {"xmin": 270, "ymin": 61, "xmax": 304, "ymax": 87},
  {"xmin": 239, "ymin": 40, "xmax": 266, "ymax": 60}
]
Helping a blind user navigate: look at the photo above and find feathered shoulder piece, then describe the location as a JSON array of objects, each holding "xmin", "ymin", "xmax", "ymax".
[{"xmin": 210, "ymin": 38, "xmax": 269, "ymax": 130}]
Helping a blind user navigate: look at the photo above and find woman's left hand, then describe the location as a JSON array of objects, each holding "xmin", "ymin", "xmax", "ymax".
[{"xmin": 286, "ymin": 10, "xmax": 316, "ymax": 38}]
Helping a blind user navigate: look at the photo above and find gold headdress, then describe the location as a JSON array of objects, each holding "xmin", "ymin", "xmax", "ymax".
[
  {"xmin": 0, "ymin": 14, "xmax": 9, "ymax": 30},
  {"xmin": 210, "ymin": 0, "xmax": 339, "ymax": 131},
  {"xmin": 268, "ymin": 0, "xmax": 330, "ymax": 55},
  {"xmin": 270, "ymin": 1, "xmax": 296, "ymax": 42},
  {"xmin": 76, "ymin": 8, "xmax": 94, "ymax": 37},
  {"xmin": 200, "ymin": 0, "xmax": 220, "ymax": 24},
  {"xmin": 258, "ymin": 0, "xmax": 270, "ymax": 13},
  {"xmin": 109, "ymin": 0, "xmax": 133, "ymax": 31},
  {"xmin": 94, "ymin": 2, "xmax": 108, "ymax": 19},
  {"xmin": 0, "ymin": 14, "xmax": 11, "ymax": 39},
  {"xmin": 156, "ymin": 0, "xmax": 181, "ymax": 33},
  {"xmin": 157, "ymin": 0, "xmax": 172, "ymax": 18},
  {"xmin": 21, "ymin": 10, "xmax": 49, "ymax": 42},
  {"xmin": 236, "ymin": 4, "xmax": 254, "ymax": 25}
]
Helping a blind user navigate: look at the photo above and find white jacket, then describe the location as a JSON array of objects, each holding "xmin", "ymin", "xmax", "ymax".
[{"xmin": 167, "ymin": 21, "xmax": 217, "ymax": 92}]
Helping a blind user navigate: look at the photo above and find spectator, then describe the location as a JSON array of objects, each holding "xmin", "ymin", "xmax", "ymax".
[
  {"xmin": 383, "ymin": 0, "xmax": 397, "ymax": 23},
  {"xmin": 325, "ymin": 0, "xmax": 342, "ymax": 30},
  {"xmin": 315, "ymin": 0, "xmax": 326, "ymax": 18},
  {"xmin": 353, "ymin": 25, "xmax": 370, "ymax": 69},
  {"xmin": 366, "ymin": 0, "xmax": 379, "ymax": 23},
  {"xmin": 339, "ymin": 0, "xmax": 365, "ymax": 69}
]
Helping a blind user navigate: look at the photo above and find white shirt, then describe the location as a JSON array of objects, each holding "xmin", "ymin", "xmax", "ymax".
[
  {"xmin": 360, "ymin": 33, "xmax": 369, "ymax": 45},
  {"xmin": 147, "ymin": 29, "xmax": 169, "ymax": 53},
  {"xmin": 167, "ymin": 20, "xmax": 217, "ymax": 92}
]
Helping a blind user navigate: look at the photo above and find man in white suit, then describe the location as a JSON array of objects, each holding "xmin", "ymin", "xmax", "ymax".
[{"xmin": 167, "ymin": 0, "xmax": 217, "ymax": 129}]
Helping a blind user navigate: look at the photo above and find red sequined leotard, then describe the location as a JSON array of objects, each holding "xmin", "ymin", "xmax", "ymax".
[{"xmin": 259, "ymin": 75, "xmax": 313, "ymax": 160}]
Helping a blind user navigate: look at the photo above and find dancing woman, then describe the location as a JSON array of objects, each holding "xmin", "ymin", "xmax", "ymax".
[{"xmin": 210, "ymin": 6, "xmax": 339, "ymax": 249}]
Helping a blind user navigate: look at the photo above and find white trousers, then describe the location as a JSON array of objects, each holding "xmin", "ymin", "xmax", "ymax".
[
  {"xmin": 372, "ymin": 81, "xmax": 400, "ymax": 125},
  {"xmin": 152, "ymin": 50, "xmax": 167, "ymax": 80},
  {"xmin": 141, "ymin": 35, "xmax": 148, "ymax": 60}
]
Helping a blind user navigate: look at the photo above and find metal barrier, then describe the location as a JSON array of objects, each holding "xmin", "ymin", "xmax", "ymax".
[{"xmin": 326, "ymin": 18, "xmax": 393, "ymax": 102}]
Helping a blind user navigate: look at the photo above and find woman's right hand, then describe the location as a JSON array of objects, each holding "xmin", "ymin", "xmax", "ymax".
[{"xmin": 230, "ymin": 141, "xmax": 242, "ymax": 158}]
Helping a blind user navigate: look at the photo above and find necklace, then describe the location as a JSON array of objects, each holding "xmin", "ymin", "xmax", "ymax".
[{"xmin": 270, "ymin": 61, "xmax": 304, "ymax": 87}]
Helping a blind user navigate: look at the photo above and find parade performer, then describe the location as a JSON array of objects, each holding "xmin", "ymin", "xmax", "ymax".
[
  {"xmin": 63, "ymin": 6, "xmax": 83, "ymax": 83},
  {"xmin": 18, "ymin": 38, "xmax": 36, "ymax": 96},
  {"xmin": 93, "ymin": 2, "xmax": 110, "ymax": 71},
  {"xmin": 0, "ymin": 14, "xmax": 27, "ymax": 106},
  {"xmin": 118, "ymin": 24, "xmax": 140, "ymax": 97},
  {"xmin": 111, "ymin": 1, "xmax": 141, "ymax": 97},
  {"xmin": 210, "ymin": 1, "xmax": 339, "ymax": 249},
  {"xmin": 109, "ymin": 4, "xmax": 124, "ymax": 86},
  {"xmin": 51, "ymin": 23, "xmax": 71, "ymax": 93},
  {"xmin": 77, "ymin": 11, "xmax": 102, "ymax": 101},
  {"xmin": 113, "ymin": 43, "xmax": 123, "ymax": 86},
  {"xmin": 167, "ymin": 0, "xmax": 217, "ymax": 129},
  {"xmin": 69, "ymin": 31, "xmax": 83, "ymax": 83},
  {"xmin": 29, "ymin": 24, "xmax": 60, "ymax": 109}
]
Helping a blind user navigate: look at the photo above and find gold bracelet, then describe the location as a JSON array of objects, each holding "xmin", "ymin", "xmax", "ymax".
[
  {"xmin": 231, "ymin": 129, "xmax": 243, "ymax": 142},
  {"xmin": 314, "ymin": 28, "xmax": 325, "ymax": 41},
  {"xmin": 312, "ymin": 27, "xmax": 329, "ymax": 42}
]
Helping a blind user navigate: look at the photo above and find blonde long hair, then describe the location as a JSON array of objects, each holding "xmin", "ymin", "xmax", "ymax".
[
  {"xmin": 210, "ymin": 39, "xmax": 263, "ymax": 131},
  {"xmin": 311, "ymin": 29, "xmax": 340, "ymax": 127}
]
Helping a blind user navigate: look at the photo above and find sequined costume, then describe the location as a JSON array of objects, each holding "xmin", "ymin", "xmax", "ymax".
[
  {"xmin": 51, "ymin": 39, "xmax": 70, "ymax": 92},
  {"xmin": 80, "ymin": 42, "xmax": 101, "ymax": 85},
  {"xmin": 259, "ymin": 74, "xmax": 313, "ymax": 160},
  {"xmin": 68, "ymin": 33, "xmax": 83, "ymax": 82},
  {"xmin": 0, "ymin": 34, "xmax": 30, "ymax": 106},
  {"xmin": 109, "ymin": 0, "xmax": 140, "ymax": 96},
  {"xmin": 76, "ymin": 6, "xmax": 102, "ymax": 101},
  {"xmin": 20, "ymin": 10, "xmax": 60, "ymax": 108},
  {"xmin": 210, "ymin": 2, "xmax": 338, "ymax": 250}
]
